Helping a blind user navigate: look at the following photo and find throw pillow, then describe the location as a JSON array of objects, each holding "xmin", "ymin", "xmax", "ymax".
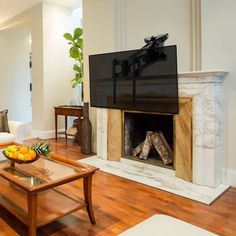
[{"xmin": 0, "ymin": 109, "xmax": 10, "ymax": 133}]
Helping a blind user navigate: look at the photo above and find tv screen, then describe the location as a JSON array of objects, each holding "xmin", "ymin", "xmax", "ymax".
[{"xmin": 89, "ymin": 45, "xmax": 178, "ymax": 114}]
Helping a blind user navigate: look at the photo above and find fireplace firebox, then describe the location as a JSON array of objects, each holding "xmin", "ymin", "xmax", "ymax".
[{"xmin": 123, "ymin": 112, "xmax": 174, "ymax": 169}]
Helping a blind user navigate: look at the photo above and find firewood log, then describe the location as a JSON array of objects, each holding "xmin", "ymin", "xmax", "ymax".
[
  {"xmin": 131, "ymin": 130, "xmax": 173, "ymax": 165},
  {"xmin": 139, "ymin": 131, "xmax": 154, "ymax": 160},
  {"xmin": 132, "ymin": 142, "xmax": 144, "ymax": 156},
  {"xmin": 152, "ymin": 131, "xmax": 173, "ymax": 164}
]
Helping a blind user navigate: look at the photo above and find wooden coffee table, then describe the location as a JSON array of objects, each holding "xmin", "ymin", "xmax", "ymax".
[{"xmin": 0, "ymin": 142, "xmax": 98, "ymax": 236}]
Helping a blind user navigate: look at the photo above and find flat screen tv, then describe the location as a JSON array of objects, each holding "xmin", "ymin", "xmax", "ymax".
[{"xmin": 89, "ymin": 45, "xmax": 178, "ymax": 114}]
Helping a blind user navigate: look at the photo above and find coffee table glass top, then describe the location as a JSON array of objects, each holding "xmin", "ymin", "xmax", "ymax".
[{"xmin": 0, "ymin": 154, "xmax": 88, "ymax": 188}]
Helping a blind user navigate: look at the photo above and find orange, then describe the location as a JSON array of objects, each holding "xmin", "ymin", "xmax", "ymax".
[
  {"xmin": 19, "ymin": 146, "xmax": 29, "ymax": 154},
  {"xmin": 29, "ymin": 150, "xmax": 36, "ymax": 159},
  {"xmin": 24, "ymin": 153, "xmax": 32, "ymax": 161},
  {"xmin": 13, "ymin": 151, "xmax": 20, "ymax": 159}
]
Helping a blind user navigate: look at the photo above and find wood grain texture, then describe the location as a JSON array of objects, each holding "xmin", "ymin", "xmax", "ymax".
[
  {"xmin": 0, "ymin": 218, "xmax": 19, "ymax": 236},
  {"xmin": 0, "ymin": 138, "xmax": 235, "ymax": 235},
  {"xmin": 174, "ymin": 98, "xmax": 192, "ymax": 181},
  {"xmin": 0, "ymin": 184, "xmax": 86, "ymax": 227},
  {"xmin": 107, "ymin": 109, "xmax": 122, "ymax": 161},
  {"xmin": 27, "ymin": 193, "xmax": 37, "ymax": 236},
  {"xmin": 23, "ymin": 138, "xmax": 94, "ymax": 161}
]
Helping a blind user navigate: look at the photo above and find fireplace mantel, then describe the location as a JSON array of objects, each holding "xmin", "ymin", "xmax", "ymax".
[{"xmin": 96, "ymin": 71, "xmax": 228, "ymax": 187}]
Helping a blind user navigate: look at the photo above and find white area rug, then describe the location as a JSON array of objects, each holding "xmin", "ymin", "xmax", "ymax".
[
  {"xmin": 118, "ymin": 214, "xmax": 217, "ymax": 236},
  {"xmin": 79, "ymin": 156, "xmax": 228, "ymax": 204}
]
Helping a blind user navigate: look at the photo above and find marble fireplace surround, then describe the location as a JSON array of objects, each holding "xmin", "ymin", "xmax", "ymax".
[{"xmin": 96, "ymin": 71, "xmax": 228, "ymax": 188}]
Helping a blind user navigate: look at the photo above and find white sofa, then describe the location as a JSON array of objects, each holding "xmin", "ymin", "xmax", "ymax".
[{"xmin": 0, "ymin": 121, "xmax": 25, "ymax": 144}]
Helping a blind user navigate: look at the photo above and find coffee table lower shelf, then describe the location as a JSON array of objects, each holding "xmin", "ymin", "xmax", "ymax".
[{"xmin": 0, "ymin": 184, "xmax": 86, "ymax": 228}]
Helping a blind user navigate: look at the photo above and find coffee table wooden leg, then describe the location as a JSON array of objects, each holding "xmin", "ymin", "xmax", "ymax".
[
  {"xmin": 83, "ymin": 175, "xmax": 96, "ymax": 224},
  {"xmin": 27, "ymin": 193, "xmax": 37, "ymax": 236}
]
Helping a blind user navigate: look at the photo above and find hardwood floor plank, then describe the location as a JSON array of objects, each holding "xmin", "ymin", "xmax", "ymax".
[{"xmin": 0, "ymin": 138, "xmax": 235, "ymax": 235}]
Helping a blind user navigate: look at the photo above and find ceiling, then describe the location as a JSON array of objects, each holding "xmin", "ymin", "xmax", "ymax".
[{"xmin": 0, "ymin": 0, "xmax": 82, "ymax": 24}]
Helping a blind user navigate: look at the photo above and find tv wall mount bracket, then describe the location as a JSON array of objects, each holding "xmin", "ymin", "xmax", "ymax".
[{"xmin": 112, "ymin": 33, "xmax": 169, "ymax": 105}]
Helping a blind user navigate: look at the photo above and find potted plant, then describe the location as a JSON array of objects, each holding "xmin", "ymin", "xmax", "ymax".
[{"xmin": 63, "ymin": 27, "xmax": 84, "ymax": 100}]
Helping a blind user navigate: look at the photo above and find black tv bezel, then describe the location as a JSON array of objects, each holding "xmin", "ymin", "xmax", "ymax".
[{"xmin": 89, "ymin": 45, "xmax": 179, "ymax": 114}]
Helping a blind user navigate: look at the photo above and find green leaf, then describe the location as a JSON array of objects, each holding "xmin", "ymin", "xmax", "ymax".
[
  {"xmin": 73, "ymin": 64, "xmax": 81, "ymax": 73},
  {"xmin": 77, "ymin": 38, "xmax": 83, "ymax": 49},
  {"xmin": 73, "ymin": 28, "xmax": 83, "ymax": 40},
  {"xmin": 64, "ymin": 27, "xmax": 83, "ymax": 88},
  {"xmin": 76, "ymin": 54, "xmax": 82, "ymax": 63},
  {"xmin": 76, "ymin": 77, "xmax": 83, "ymax": 83},
  {"xmin": 63, "ymin": 33, "xmax": 73, "ymax": 41},
  {"xmin": 70, "ymin": 45, "xmax": 80, "ymax": 58},
  {"xmin": 72, "ymin": 81, "xmax": 77, "ymax": 88},
  {"xmin": 71, "ymin": 76, "xmax": 83, "ymax": 88}
]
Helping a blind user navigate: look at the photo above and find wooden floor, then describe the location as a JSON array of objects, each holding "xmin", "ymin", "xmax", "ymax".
[{"xmin": 0, "ymin": 138, "xmax": 236, "ymax": 236}]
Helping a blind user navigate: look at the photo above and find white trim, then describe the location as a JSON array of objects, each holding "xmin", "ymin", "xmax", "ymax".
[
  {"xmin": 31, "ymin": 128, "xmax": 75, "ymax": 140},
  {"xmin": 191, "ymin": 0, "xmax": 202, "ymax": 70},
  {"xmin": 31, "ymin": 129, "xmax": 62, "ymax": 139},
  {"xmin": 221, "ymin": 168, "xmax": 236, "ymax": 187},
  {"xmin": 179, "ymin": 70, "xmax": 228, "ymax": 79},
  {"xmin": 113, "ymin": 0, "xmax": 127, "ymax": 51}
]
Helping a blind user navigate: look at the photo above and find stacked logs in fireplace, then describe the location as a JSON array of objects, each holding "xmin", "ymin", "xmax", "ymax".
[{"xmin": 132, "ymin": 131, "xmax": 173, "ymax": 165}]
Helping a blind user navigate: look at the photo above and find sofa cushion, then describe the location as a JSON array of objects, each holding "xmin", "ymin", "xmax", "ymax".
[
  {"xmin": 0, "ymin": 110, "xmax": 10, "ymax": 133},
  {"xmin": 0, "ymin": 132, "xmax": 15, "ymax": 143}
]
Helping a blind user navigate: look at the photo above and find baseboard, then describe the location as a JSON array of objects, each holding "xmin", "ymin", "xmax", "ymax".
[
  {"xmin": 31, "ymin": 129, "xmax": 56, "ymax": 139},
  {"xmin": 31, "ymin": 129, "xmax": 76, "ymax": 140},
  {"xmin": 221, "ymin": 168, "xmax": 236, "ymax": 187}
]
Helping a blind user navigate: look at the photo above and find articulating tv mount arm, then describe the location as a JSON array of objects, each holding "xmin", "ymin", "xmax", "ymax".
[
  {"xmin": 112, "ymin": 33, "xmax": 169, "ymax": 105},
  {"xmin": 143, "ymin": 33, "xmax": 169, "ymax": 49},
  {"xmin": 113, "ymin": 33, "xmax": 169, "ymax": 77}
]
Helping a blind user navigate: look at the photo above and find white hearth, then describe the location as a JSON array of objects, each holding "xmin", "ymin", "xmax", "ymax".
[
  {"xmin": 79, "ymin": 156, "xmax": 228, "ymax": 204},
  {"xmin": 96, "ymin": 71, "xmax": 228, "ymax": 188}
]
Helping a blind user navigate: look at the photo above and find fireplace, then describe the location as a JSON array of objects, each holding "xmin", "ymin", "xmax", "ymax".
[
  {"xmin": 123, "ymin": 111, "xmax": 174, "ymax": 170},
  {"xmin": 96, "ymin": 71, "xmax": 228, "ymax": 187},
  {"xmin": 104, "ymin": 97, "xmax": 192, "ymax": 182}
]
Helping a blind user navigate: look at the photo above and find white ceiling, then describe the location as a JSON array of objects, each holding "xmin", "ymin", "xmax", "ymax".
[{"xmin": 0, "ymin": 0, "xmax": 82, "ymax": 24}]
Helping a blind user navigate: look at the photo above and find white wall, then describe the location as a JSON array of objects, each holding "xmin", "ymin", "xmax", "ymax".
[
  {"xmin": 30, "ymin": 2, "xmax": 79, "ymax": 137},
  {"xmin": 83, "ymin": 0, "xmax": 115, "ymax": 151},
  {"xmin": 0, "ymin": 23, "xmax": 31, "ymax": 122},
  {"xmin": 42, "ymin": 2, "xmax": 75, "ymax": 131},
  {"xmin": 201, "ymin": 0, "xmax": 236, "ymax": 187},
  {"xmin": 30, "ymin": 3, "xmax": 44, "ymax": 131},
  {"xmin": 124, "ymin": 0, "xmax": 192, "ymax": 71},
  {"xmin": 0, "ymin": 2, "xmax": 81, "ymax": 137},
  {"xmin": 83, "ymin": 0, "xmax": 114, "ymax": 102}
]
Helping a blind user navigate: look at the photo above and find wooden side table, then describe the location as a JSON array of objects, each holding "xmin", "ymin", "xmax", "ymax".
[{"xmin": 54, "ymin": 105, "xmax": 83, "ymax": 144}]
